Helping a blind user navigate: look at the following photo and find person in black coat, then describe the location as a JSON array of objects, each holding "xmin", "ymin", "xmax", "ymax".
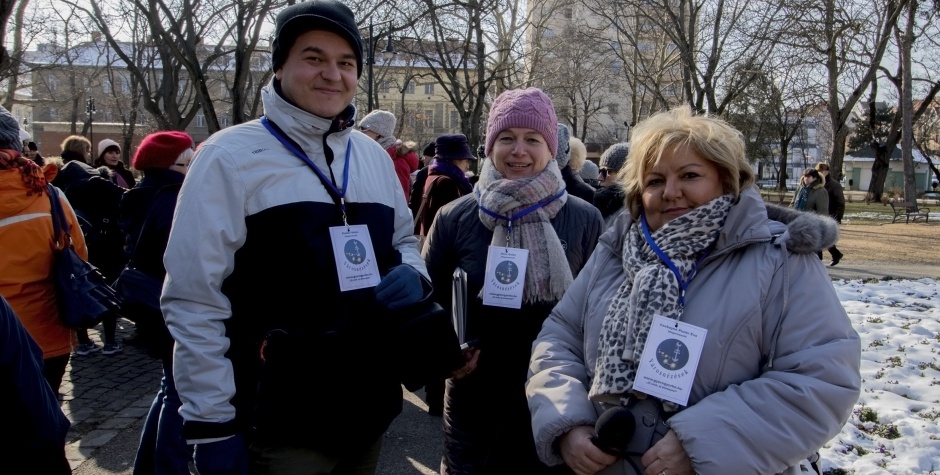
[
  {"xmin": 409, "ymin": 141, "xmax": 436, "ymax": 218},
  {"xmin": 121, "ymin": 131, "xmax": 196, "ymax": 475},
  {"xmin": 0, "ymin": 294, "xmax": 71, "ymax": 474},
  {"xmin": 815, "ymin": 162, "xmax": 845, "ymax": 266},
  {"xmin": 52, "ymin": 135, "xmax": 127, "ymax": 355}
]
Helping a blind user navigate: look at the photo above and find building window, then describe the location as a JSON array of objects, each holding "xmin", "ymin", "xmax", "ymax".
[
  {"xmin": 102, "ymin": 77, "xmax": 112, "ymax": 94},
  {"xmin": 220, "ymin": 115, "xmax": 230, "ymax": 128},
  {"xmin": 450, "ymin": 110, "xmax": 460, "ymax": 129},
  {"xmin": 541, "ymin": 28, "xmax": 555, "ymax": 39},
  {"xmin": 404, "ymin": 80, "xmax": 415, "ymax": 94},
  {"xmin": 120, "ymin": 75, "xmax": 131, "ymax": 94},
  {"xmin": 424, "ymin": 83, "xmax": 434, "ymax": 95},
  {"xmin": 608, "ymin": 103, "xmax": 619, "ymax": 115},
  {"xmin": 564, "ymin": 8, "xmax": 573, "ymax": 18},
  {"xmin": 610, "ymin": 61, "xmax": 622, "ymax": 72},
  {"xmin": 47, "ymin": 76, "xmax": 58, "ymax": 92},
  {"xmin": 196, "ymin": 114, "xmax": 206, "ymax": 127},
  {"xmin": 378, "ymin": 80, "xmax": 389, "ymax": 93},
  {"xmin": 423, "ymin": 110, "xmax": 434, "ymax": 128}
]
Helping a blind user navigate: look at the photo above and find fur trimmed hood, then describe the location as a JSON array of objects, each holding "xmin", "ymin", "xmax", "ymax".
[{"xmin": 765, "ymin": 202, "xmax": 839, "ymax": 253}]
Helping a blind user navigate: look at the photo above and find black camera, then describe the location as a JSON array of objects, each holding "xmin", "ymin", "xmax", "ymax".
[{"xmin": 591, "ymin": 397, "xmax": 671, "ymax": 469}]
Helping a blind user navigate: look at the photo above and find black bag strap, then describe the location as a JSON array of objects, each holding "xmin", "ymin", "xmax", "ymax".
[{"xmin": 47, "ymin": 184, "xmax": 71, "ymax": 251}]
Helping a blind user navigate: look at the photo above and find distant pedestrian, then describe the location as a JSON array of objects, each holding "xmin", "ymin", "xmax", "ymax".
[
  {"xmin": 124, "ymin": 131, "xmax": 195, "ymax": 475},
  {"xmin": 556, "ymin": 124, "xmax": 595, "ymax": 203},
  {"xmin": 95, "ymin": 138, "xmax": 136, "ymax": 188},
  {"xmin": 579, "ymin": 160, "xmax": 600, "ymax": 188},
  {"xmin": 816, "ymin": 162, "xmax": 845, "ymax": 266},
  {"xmin": 593, "ymin": 142, "xmax": 630, "ymax": 228},
  {"xmin": 25, "ymin": 141, "xmax": 45, "ymax": 166},
  {"xmin": 409, "ymin": 141, "xmax": 436, "ymax": 218},
  {"xmin": 52, "ymin": 135, "xmax": 127, "ymax": 356},
  {"xmin": 360, "ymin": 109, "xmax": 420, "ymax": 201}
]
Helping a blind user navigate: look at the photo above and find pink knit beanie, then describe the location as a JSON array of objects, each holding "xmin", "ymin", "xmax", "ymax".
[{"xmin": 484, "ymin": 88, "xmax": 558, "ymax": 158}]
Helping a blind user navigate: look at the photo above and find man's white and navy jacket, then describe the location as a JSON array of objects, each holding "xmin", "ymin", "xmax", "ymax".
[{"xmin": 162, "ymin": 79, "xmax": 429, "ymax": 451}]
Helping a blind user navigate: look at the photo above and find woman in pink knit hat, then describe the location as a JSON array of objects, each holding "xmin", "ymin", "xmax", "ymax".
[{"xmin": 423, "ymin": 87, "xmax": 604, "ymax": 474}]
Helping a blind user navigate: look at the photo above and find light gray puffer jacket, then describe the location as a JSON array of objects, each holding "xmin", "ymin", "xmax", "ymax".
[{"xmin": 527, "ymin": 187, "xmax": 861, "ymax": 474}]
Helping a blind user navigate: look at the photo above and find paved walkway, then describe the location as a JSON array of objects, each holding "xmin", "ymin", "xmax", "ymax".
[{"xmin": 64, "ymin": 321, "xmax": 443, "ymax": 474}]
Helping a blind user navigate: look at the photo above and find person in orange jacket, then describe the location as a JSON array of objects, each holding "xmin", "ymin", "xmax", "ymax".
[{"xmin": 0, "ymin": 105, "xmax": 87, "ymax": 394}]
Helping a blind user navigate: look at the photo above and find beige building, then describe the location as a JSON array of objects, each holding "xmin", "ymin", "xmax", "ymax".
[{"xmin": 18, "ymin": 38, "xmax": 461, "ymax": 162}]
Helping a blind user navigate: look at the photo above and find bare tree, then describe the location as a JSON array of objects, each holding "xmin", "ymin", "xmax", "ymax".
[{"xmin": 584, "ymin": 0, "xmax": 790, "ymax": 117}]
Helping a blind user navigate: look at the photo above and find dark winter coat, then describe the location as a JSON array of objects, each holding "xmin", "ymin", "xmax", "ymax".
[
  {"xmin": 561, "ymin": 165, "xmax": 596, "ymax": 204},
  {"xmin": 823, "ymin": 175, "xmax": 845, "ymax": 223},
  {"xmin": 51, "ymin": 153, "xmax": 127, "ymax": 280},
  {"xmin": 423, "ymin": 193, "xmax": 603, "ymax": 474}
]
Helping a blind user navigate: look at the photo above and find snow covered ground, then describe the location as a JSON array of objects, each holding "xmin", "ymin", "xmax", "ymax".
[{"xmin": 820, "ymin": 278, "xmax": 940, "ymax": 475}]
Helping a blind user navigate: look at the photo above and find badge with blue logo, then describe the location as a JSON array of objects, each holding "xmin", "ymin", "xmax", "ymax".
[
  {"xmin": 329, "ymin": 225, "xmax": 380, "ymax": 291},
  {"xmin": 633, "ymin": 315, "xmax": 706, "ymax": 406},
  {"xmin": 482, "ymin": 246, "xmax": 528, "ymax": 309}
]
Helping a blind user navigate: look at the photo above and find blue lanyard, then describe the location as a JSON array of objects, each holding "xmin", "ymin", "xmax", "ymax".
[
  {"xmin": 261, "ymin": 116, "xmax": 353, "ymax": 224},
  {"xmin": 640, "ymin": 214, "xmax": 708, "ymax": 308},
  {"xmin": 477, "ymin": 189, "xmax": 566, "ymax": 246}
]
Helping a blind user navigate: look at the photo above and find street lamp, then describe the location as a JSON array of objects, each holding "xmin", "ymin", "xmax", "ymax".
[
  {"xmin": 86, "ymin": 98, "xmax": 96, "ymax": 146},
  {"xmin": 367, "ymin": 19, "xmax": 395, "ymax": 112}
]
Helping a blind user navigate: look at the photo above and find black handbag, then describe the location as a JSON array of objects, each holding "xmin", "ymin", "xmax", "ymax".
[
  {"xmin": 111, "ymin": 193, "xmax": 166, "ymax": 313},
  {"xmin": 112, "ymin": 267, "xmax": 162, "ymax": 311},
  {"xmin": 47, "ymin": 184, "xmax": 122, "ymax": 329}
]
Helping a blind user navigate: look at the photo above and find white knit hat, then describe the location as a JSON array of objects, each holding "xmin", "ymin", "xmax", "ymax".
[
  {"xmin": 359, "ymin": 110, "xmax": 396, "ymax": 138},
  {"xmin": 98, "ymin": 138, "xmax": 121, "ymax": 157}
]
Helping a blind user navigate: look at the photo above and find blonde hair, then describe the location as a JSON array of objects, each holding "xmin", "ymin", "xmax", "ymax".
[
  {"xmin": 622, "ymin": 106, "xmax": 754, "ymax": 218},
  {"xmin": 568, "ymin": 137, "xmax": 587, "ymax": 173},
  {"xmin": 60, "ymin": 135, "xmax": 91, "ymax": 155}
]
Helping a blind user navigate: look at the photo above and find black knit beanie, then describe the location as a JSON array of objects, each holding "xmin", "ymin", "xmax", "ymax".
[{"xmin": 272, "ymin": 0, "xmax": 363, "ymax": 77}]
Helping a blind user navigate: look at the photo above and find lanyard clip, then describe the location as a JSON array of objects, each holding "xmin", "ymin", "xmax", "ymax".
[
  {"xmin": 340, "ymin": 198, "xmax": 349, "ymax": 227},
  {"xmin": 506, "ymin": 220, "xmax": 513, "ymax": 246}
]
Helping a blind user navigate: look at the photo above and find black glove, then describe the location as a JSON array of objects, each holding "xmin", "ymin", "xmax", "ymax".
[
  {"xmin": 193, "ymin": 434, "xmax": 248, "ymax": 475},
  {"xmin": 375, "ymin": 265, "xmax": 424, "ymax": 310}
]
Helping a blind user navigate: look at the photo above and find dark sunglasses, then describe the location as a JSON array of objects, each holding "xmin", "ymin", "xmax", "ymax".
[{"xmin": 599, "ymin": 167, "xmax": 610, "ymax": 178}]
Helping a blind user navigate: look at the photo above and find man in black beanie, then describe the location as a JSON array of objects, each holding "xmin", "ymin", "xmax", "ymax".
[{"xmin": 162, "ymin": 1, "xmax": 440, "ymax": 473}]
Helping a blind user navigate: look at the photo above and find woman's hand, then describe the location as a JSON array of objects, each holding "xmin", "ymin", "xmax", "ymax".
[
  {"xmin": 559, "ymin": 426, "xmax": 618, "ymax": 475},
  {"xmin": 450, "ymin": 346, "xmax": 480, "ymax": 380},
  {"xmin": 641, "ymin": 430, "xmax": 693, "ymax": 475}
]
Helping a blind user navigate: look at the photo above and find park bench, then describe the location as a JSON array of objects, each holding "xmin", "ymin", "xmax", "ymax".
[{"xmin": 888, "ymin": 201, "xmax": 930, "ymax": 224}]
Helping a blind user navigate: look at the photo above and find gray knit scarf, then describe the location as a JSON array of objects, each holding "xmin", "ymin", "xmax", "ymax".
[
  {"xmin": 589, "ymin": 194, "xmax": 733, "ymax": 402},
  {"xmin": 475, "ymin": 158, "xmax": 571, "ymax": 304}
]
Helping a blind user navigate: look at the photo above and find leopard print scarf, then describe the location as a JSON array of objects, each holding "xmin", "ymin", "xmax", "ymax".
[
  {"xmin": 589, "ymin": 194, "xmax": 733, "ymax": 402},
  {"xmin": 475, "ymin": 158, "xmax": 571, "ymax": 304}
]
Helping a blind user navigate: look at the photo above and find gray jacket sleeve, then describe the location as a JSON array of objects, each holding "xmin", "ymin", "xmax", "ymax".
[{"xmin": 527, "ymin": 241, "xmax": 612, "ymax": 466}]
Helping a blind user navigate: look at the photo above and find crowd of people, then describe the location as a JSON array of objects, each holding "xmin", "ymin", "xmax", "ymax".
[{"xmin": 0, "ymin": 0, "xmax": 861, "ymax": 473}]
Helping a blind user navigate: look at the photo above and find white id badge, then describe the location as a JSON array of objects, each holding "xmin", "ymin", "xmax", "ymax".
[
  {"xmin": 632, "ymin": 315, "xmax": 707, "ymax": 406},
  {"xmin": 482, "ymin": 246, "xmax": 528, "ymax": 309},
  {"xmin": 329, "ymin": 225, "xmax": 381, "ymax": 292}
]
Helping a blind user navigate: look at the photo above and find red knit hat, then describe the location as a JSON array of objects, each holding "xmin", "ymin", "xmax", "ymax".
[{"xmin": 133, "ymin": 131, "xmax": 194, "ymax": 170}]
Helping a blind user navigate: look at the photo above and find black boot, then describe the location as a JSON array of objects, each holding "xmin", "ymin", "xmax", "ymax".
[{"xmin": 829, "ymin": 248, "xmax": 843, "ymax": 267}]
